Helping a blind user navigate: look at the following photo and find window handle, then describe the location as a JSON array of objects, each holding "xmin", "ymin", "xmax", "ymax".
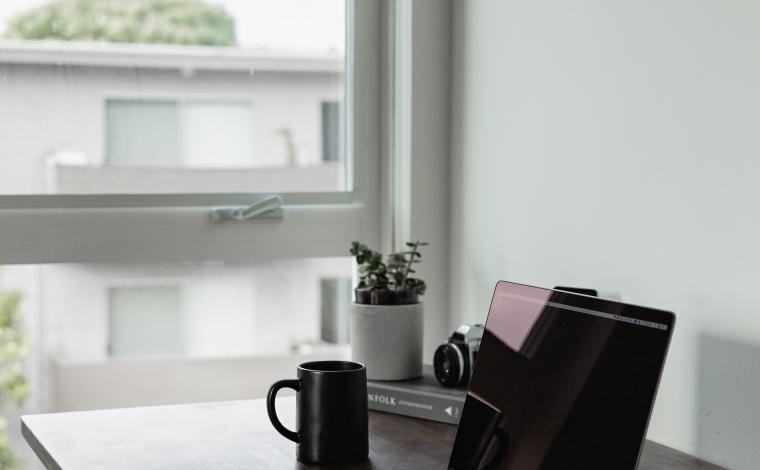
[{"xmin": 209, "ymin": 195, "xmax": 283, "ymax": 222}]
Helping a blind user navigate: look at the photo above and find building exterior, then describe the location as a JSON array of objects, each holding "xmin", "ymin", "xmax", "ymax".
[
  {"xmin": 0, "ymin": 40, "xmax": 352, "ymax": 458},
  {"xmin": 0, "ymin": 39, "xmax": 345, "ymax": 194}
]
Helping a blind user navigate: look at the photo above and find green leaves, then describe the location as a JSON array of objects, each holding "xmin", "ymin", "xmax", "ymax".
[
  {"xmin": 5, "ymin": 0, "xmax": 237, "ymax": 46},
  {"xmin": 387, "ymin": 241, "xmax": 426, "ymax": 292},
  {"xmin": 405, "ymin": 278, "xmax": 427, "ymax": 296},
  {"xmin": 0, "ymin": 293, "xmax": 21, "ymax": 330},
  {"xmin": 351, "ymin": 240, "xmax": 428, "ymax": 304},
  {"xmin": 0, "ymin": 285, "xmax": 30, "ymax": 469},
  {"xmin": 350, "ymin": 241, "xmax": 389, "ymax": 291},
  {"xmin": 405, "ymin": 241, "xmax": 428, "ymax": 248}
]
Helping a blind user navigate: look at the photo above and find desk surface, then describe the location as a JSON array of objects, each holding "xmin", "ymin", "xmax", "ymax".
[{"xmin": 22, "ymin": 398, "xmax": 722, "ymax": 469}]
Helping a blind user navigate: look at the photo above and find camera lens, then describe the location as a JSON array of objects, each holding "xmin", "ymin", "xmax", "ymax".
[{"xmin": 434, "ymin": 343, "xmax": 464, "ymax": 387}]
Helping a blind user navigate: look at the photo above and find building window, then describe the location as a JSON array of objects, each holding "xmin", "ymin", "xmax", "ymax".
[
  {"xmin": 321, "ymin": 101, "xmax": 342, "ymax": 162},
  {"xmin": 106, "ymin": 99, "xmax": 255, "ymax": 169},
  {"xmin": 0, "ymin": 2, "xmax": 381, "ymax": 466},
  {"xmin": 320, "ymin": 277, "xmax": 351, "ymax": 344},
  {"xmin": 108, "ymin": 285, "xmax": 185, "ymax": 357}
]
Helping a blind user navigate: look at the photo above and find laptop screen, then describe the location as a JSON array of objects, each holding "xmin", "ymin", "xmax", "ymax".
[{"xmin": 448, "ymin": 281, "xmax": 674, "ymax": 470}]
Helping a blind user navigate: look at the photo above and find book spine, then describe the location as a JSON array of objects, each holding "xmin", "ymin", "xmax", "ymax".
[{"xmin": 367, "ymin": 384, "xmax": 465, "ymax": 425}]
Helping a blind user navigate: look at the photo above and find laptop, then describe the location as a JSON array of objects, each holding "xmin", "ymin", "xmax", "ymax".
[{"xmin": 448, "ymin": 281, "xmax": 675, "ymax": 470}]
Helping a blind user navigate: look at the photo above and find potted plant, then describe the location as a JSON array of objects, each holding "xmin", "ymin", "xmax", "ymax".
[{"xmin": 349, "ymin": 241, "xmax": 428, "ymax": 380}]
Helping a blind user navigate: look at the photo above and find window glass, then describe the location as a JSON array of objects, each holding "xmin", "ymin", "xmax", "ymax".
[
  {"xmin": 4, "ymin": 259, "xmax": 352, "ymax": 362},
  {"xmin": 2, "ymin": 258, "xmax": 352, "ymax": 465},
  {"xmin": 0, "ymin": 0, "xmax": 347, "ymax": 195}
]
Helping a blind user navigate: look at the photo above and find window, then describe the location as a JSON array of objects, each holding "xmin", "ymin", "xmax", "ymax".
[
  {"xmin": 0, "ymin": 3, "xmax": 388, "ymax": 470},
  {"xmin": 320, "ymin": 277, "xmax": 352, "ymax": 343},
  {"xmin": 0, "ymin": 4, "xmax": 383, "ymax": 466},
  {"xmin": 2, "ymin": 258, "xmax": 352, "ymax": 417},
  {"xmin": 180, "ymin": 100, "xmax": 256, "ymax": 169},
  {"xmin": 109, "ymin": 285, "xmax": 185, "ymax": 357},
  {"xmin": 105, "ymin": 100, "xmax": 183, "ymax": 167},
  {"xmin": 0, "ymin": 3, "xmax": 349, "ymax": 195},
  {"xmin": 106, "ymin": 98, "xmax": 256, "ymax": 169},
  {"xmin": 55, "ymin": 258, "xmax": 352, "ymax": 361},
  {"xmin": 321, "ymin": 101, "xmax": 342, "ymax": 162},
  {"xmin": 0, "ymin": 0, "xmax": 381, "ymax": 265}
]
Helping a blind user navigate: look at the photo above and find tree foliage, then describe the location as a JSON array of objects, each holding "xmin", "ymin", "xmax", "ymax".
[
  {"xmin": 0, "ymin": 287, "xmax": 30, "ymax": 470},
  {"xmin": 5, "ymin": 0, "xmax": 237, "ymax": 46}
]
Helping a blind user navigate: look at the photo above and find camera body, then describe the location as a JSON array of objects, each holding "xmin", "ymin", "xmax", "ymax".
[{"xmin": 433, "ymin": 324, "xmax": 484, "ymax": 387}]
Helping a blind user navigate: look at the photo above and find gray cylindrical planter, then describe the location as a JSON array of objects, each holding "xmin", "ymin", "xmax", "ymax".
[{"xmin": 350, "ymin": 302, "xmax": 423, "ymax": 381}]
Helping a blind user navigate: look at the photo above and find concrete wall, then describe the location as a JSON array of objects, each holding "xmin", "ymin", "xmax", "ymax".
[{"xmin": 451, "ymin": 1, "xmax": 760, "ymax": 468}]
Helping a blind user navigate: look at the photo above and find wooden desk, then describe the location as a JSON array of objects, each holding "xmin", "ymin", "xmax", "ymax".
[{"xmin": 22, "ymin": 398, "xmax": 722, "ymax": 469}]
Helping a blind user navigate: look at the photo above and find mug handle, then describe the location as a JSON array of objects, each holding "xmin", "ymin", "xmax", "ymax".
[{"xmin": 266, "ymin": 379, "xmax": 301, "ymax": 443}]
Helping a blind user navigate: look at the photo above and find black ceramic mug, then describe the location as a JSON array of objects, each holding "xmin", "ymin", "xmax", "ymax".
[{"xmin": 266, "ymin": 360, "xmax": 369, "ymax": 465}]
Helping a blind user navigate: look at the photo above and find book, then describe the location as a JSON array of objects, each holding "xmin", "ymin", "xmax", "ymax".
[{"xmin": 367, "ymin": 365, "xmax": 467, "ymax": 425}]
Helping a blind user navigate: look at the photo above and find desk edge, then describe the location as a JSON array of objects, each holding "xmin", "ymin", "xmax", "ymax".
[{"xmin": 21, "ymin": 417, "xmax": 62, "ymax": 470}]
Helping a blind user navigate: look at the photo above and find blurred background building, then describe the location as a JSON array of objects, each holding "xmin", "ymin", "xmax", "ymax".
[{"xmin": 0, "ymin": 1, "xmax": 351, "ymax": 467}]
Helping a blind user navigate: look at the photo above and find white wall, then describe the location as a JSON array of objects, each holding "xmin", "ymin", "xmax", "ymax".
[
  {"xmin": 0, "ymin": 63, "xmax": 342, "ymax": 194},
  {"xmin": 38, "ymin": 259, "xmax": 350, "ymax": 362},
  {"xmin": 451, "ymin": 1, "xmax": 760, "ymax": 468}
]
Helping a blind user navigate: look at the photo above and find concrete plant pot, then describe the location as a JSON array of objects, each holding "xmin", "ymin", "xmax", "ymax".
[{"xmin": 350, "ymin": 302, "xmax": 423, "ymax": 381}]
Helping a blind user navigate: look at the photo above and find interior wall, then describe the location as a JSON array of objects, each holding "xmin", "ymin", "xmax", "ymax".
[{"xmin": 450, "ymin": 1, "xmax": 760, "ymax": 468}]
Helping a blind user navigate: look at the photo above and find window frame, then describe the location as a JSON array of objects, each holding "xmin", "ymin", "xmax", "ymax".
[{"xmin": 0, "ymin": 0, "xmax": 382, "ymax": 266}]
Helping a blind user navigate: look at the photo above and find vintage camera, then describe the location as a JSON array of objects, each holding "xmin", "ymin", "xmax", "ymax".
[{"xmin": 433, "ymin": 324, "xmax": 484, "ymax": 387}]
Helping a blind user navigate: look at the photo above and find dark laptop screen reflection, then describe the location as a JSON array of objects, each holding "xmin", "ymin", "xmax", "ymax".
[{"xmin": 449, "ymin": 282, "xmax": 672, "ymax": 470}]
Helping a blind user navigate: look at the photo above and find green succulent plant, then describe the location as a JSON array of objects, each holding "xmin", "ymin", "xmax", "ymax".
[{"xmin": 350, "ymin": 241, "xmax": 428, "ymax": 305}]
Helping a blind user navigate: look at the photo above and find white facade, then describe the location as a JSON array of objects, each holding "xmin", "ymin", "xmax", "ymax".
[
  {"xmin": 0, "ymin": 41, "xmax": 351, "ymax": 429},
  {"xmin": 0, "ymin": 40, "xmax": 344, "ymax": 194}
]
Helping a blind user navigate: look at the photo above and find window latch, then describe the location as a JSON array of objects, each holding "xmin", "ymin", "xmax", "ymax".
[{"xmin": 209, "ymin": 195, "xmax": 284, "ymax": 222}]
